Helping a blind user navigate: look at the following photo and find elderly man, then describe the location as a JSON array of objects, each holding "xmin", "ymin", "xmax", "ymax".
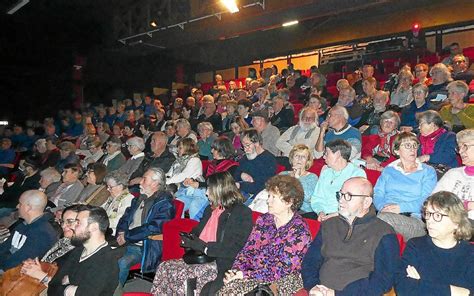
[
  {"xmin": 117, "ymin": 136, "xmax": 146, "ymax": 179},
  {"xmin": 439, "ymin": 80, "xmax": 474, "ymax": 132},
  {"xmin": 451, "ymin": 54, "xmax": 474, "ymax": 86},
  {"xmin": 271, "ymin": 94, "xmax": 294, "ymax": 131},
  {"xmin": 276, "ymin": 107, "xmax": 320, "ymax": 157},
  {"xmin": 129, "ymin": 132, "xmax": 175, "ymax": 185},
  {"xmin": 315, "ymin": 106, "xmax": 362, "ymax": 160},
  {"xmin": 0, "ymin": 190, "xmax": 59, "ymax": 271},
  {"xmin": 251, "ymin": 109, "xmax": 280, "ymax": 156},
  {"xmin": 337, "ymin": 87, "xmax": 364, "ymax": 126},
  {"xmin": 50, "ymin": 163, "xmax": 84, "ymax": 209},
  {"xmin": 116, "ymin": 167, "xmax": 175, "ymax": 286},
  {"xmin": 442, "ymin": 42, "xmax": 469, "ymax": 66},
  {"xmin": 48, "ymin": 206, "xmax": 119, "ymax": 296},
  {"xmin": 301, "ymin": 177, "xmax": 399, "ymax": 296},
  {"xmin": 233, "ymin": 129, "xmax": 277, "ymax": 200},
  {"xmin": 99, "ymin": 136, "xmax": 126, "ymax": 172}
]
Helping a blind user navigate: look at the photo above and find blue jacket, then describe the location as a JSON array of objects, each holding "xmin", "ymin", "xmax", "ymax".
[
  {"xmin": 374, "ymin": 160, "xmax": 437, "ymax": 217},
  {"xmin": 116, "ymin": 191, "xmax": 175, "ymax": 272},
  {"xmin": 0, "ymin": 213, "xmax": 59, "ymax": 270},
  {"xmin": 418, "ymin": 130, "xmax": 459, "ymax": 168},
  {"xmin": 400, "ymin": 101, "xmax": 432, "ymax": 130},
  {"xmin": 233, "ymin": 150, "xmax": 277, "ymax": 194}
]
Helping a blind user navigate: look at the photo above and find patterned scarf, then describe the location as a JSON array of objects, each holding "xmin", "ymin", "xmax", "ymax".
[
  {"xmin": 373, "ymin": 130, "xmax": 398, "ymax": 158},
  {"xmin": 419, "ymin": 128, "xmax": 446, "ymax": 155}
]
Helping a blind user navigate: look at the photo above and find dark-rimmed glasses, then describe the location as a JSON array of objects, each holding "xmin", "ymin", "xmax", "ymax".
[
  {"xmin": 336, "ymin": 191, "xmax": 371, "ymax": 202},
  {"xmin": 423, "ymin": 210, "xmax": 448, "ymax": 222},
  {"xmin": 59, "ymin": 218, "xmax": 77, "ymax": 226}
]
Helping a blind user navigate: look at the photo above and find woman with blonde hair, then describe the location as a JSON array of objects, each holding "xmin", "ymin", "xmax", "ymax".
[
  {"xmin": 396, "ymin": 191, "xmax": 473, "ymax": 295},
  {"xmin": 151, "ymin": 171, "xmax": 253, "ymax": 295},
  {"xmin": 166, "ymin": 137, "xmax": 202, "ymax": 185}
]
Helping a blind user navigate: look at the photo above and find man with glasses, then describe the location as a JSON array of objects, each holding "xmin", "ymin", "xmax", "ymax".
[
  {"xmin": 452, "ymin": 54, "xmax": 474, "ymax": 86},
  {"xmin": 315, "ymin": 105, "xmax": 362, "ymax": 161},
  {"xmin": 99, "ymin": 136, "xmax": 126, "ymax": 172},
  {"xmin": 0, "ymin": 190, "xmax": 59, "ymax": 272},
  {"xmin": 117, "ymin": 136, "xmax": 145, "ymax": 180},
  {"xmin": 233, "ymin": 129, "xmax": 277, "ymax": 202},
  {"xmin": 48, "ymin": 205, "xmax": 120, "ymax": 296},
  {"xmin": 301, "ymin": 177, "xmax": 400, "ymax": 296}
]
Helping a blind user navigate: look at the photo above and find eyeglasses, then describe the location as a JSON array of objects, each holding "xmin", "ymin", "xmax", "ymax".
[
  {"xmin": 400, "ymin": 142, "xmax": 419, "ymax": 150},
  {"xmin": 106, "ymin": 184, "xmax": 120, "ymax": 190},
  {"xmin": 336, "ymin": 191, "xmax": 371, "ymax": 202},
  {"xmin": 453, "ymin": 60, "xmax": 465, "ymax": 64},
  {"xmin": 456, "ymin": 143, "xmax": 474, "ymax": 153},
  {"xmin": 59, "ymin": 218, "xmax": 77, "ymax": 226},
  {"xmin": 423, "ymin": 210, "xmax": 449, "ymax": 222},
  {"xmin": 242, "ymin": 142, "xmax": 254, "ymax": 149}
]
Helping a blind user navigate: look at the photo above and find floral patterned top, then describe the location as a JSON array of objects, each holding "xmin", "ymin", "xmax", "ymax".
[{"xmin": 231, "ymin": 212, "xmax": 311, "ymax": 282}]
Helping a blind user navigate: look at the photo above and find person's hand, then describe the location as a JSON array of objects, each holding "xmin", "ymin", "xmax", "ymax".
[
  {"xmin": 129, "ymin": 177, "xmax": 143, "ymax": 186},
  {"xmin": 309, "ymin": 285, "xmax": 335, "ymax": 296},
  {"xmin": 406, "ymin": 265, "xmax": 420, "ymax": 280},
  {"xmin": 358, "ymin": 125, "xmax": 369, "ymax": 133},
  {"xmin": 183, "ymin": 178, "xmax": 199, "ymax": 189},
  {"xmin": 61, "ymin": 275, "xmax": 70, "ymax": 285},
  {"xmin": 21, "ymin": 258, "xmax": 47, "ymax": 281},
  {"xmin": 467, "ymin": 201, "xmax": 474, "ymax": 211},
  {"xmin": 320, "ymin": 121, "xmax": 329, "ymax": 132},
  {"xmin": 181, "ymin": 235, "xmax": 206, "ymax": 252},
  {"xmin": 381, "ymin": 204, "xmax": 401, "ymax": 214},
  {"xmin": 293, "ymin": 167, "xmax": 302, "ymax": 178},
  {"xmin": 450, "ymin": 285, "xmax": 470, "ymax": 296},
  {"xmin": 223, "ymin": 269, "xmax": 244, "ymax": 284},
  {"xmin": 240, "ymin": 173, "xmax": 254, "ymax": 183},
  {"xmin": 417, "ymin": 155, "xmax": 430, "ymax": 163},
  {"xmin": 318, "ymin": 212, "xmax": 337, "ymax": 222},
  {"xmin": 64, "ymin": 285, "xmax": 78, "ymax": 296},
  {"xmin": 117, "ymin": 232, "xmax": 126, "ymax": 246}
]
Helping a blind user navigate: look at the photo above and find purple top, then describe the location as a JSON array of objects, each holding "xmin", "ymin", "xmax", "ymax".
[{"xmin": 232, "ymin": 212, "xmax": 311, "ymax": 282}]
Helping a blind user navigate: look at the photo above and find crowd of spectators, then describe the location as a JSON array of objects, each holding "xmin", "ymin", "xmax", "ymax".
[{"xmin": 0, "ymin": 44, "xmax": 473, "ymax": 295}]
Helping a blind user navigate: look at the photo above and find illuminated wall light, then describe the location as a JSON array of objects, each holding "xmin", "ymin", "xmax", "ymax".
[
  {"xmin": 221, "ymin": 0, "xmax": 239, "ymax": 13},
  {"xmin": 282, "ymin": 20, "xmax": 299, "ymax": 27},
  {"xmin": 150, "ymin": 21, "xmax": 158, "ymax": 27},
  {"xmin": 0, "ymin": 121, "xmax": 8, "ymax": 126}
]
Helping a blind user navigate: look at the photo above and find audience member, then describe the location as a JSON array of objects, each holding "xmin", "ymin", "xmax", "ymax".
[
  {"xmin": 117, "ymin": 136, "xmax": 145, "ymax": 179},
  {"xmin": 374, "ymin": 132, "xmax": 437, "ymax": 240},
  {"xmin": 452, "ymin": 54, "xmax": 474, "ymax": 85},
  {"xmin": 271, "ymin": 95, "xmax": 294, "ymax": 131},
  {"xmin": 166, "ymin": 137, "xmax": 202, "ymax": 185},
  {"xmin": 50, "ymin": 163, "xmax": 84, "ymax": 209},
  {"xmin": 440, "ymin": 80, "xmax": 474, "ymax": 132},
  {"xmin": 0, "ymin": 138, "xmax": 16, "ymax": 177},
  {"xmin": 99, "ymin": 136, "xmax": 126, "ymax": 172},
  {"xmin": 76, "ymin": 163, "xmax": 109, "ymax": 205},
  {"xmin": 301, "ymin": 177, "xmax": 399, "ymax": 295},
  {"xmin": 251, "ymin": 108, "xmax": 280, "ymax": 156},
  {"xmin": 337, "ymin": 86, "xmax": 364, "ymax": 126},
  {"xmin": 197, "ymin": 122, "xmax": 216, "ymax": 160},
  {"xmin": 390, "ymin": 70, "xmax": 414, "ymax": 108},
  {"xmin": 56, "ymin": 141, "xmax": 79, "ymax": 173},
  {"xmin": 427, "ymin": 63, "xmax": 451, "ymax": 107},
  {"xmin": 400, "ymin": 83, "xmax": 432, "ymax": 132}
]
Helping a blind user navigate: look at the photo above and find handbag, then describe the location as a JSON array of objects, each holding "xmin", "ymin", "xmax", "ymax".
[
  {"xmin": 182, "ymin": 249, "xmax": 215, "ymax": 265},
  {"xmin": 0, "ymin": 262, "xmax": 58, "ymax": 296},
  {"xmin": 244, "ymin": 283, "xmax": 276, "ymax": 296}
]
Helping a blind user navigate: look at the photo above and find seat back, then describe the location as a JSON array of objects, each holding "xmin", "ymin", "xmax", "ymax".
[
  {"xmin": 161, "ymin": 218, "xmax": 199, "ymax": 261},
  {"xmin": 303, "ymin": 218, "xmax": 321, "ymax": 239},
  {"xmin": 173, "ymin": 199, "xmax": 185, "ymax": 219}
]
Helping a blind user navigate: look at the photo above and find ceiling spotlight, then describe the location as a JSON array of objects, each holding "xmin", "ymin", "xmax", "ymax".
[
  {"xmin": 221, "ymin": 0, "xmax": 239, "ymax": 13},
  {"xmin": 282, "ymin": 20, "xmax": 299, "ymax": 27},
  {"xmin": 150, "ymin": 21, "xmax": 158, "ymax": 27}
]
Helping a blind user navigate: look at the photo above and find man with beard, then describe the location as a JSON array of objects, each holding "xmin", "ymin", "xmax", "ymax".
[
  {"xmin": 48, "ymin": 206, "xmax": 120, "ymax": 296},
  {"xmin": 233, "ymin": 129, "xmax": 277, "ymax": 202},
  {"xmin": 300, "ymin": 177, "xmax": 400, "ymax": 296},
  {"xmin": 115, "ymin": 167, "xmax": 175, "ymax": 286},
  {"xmin": 276, "ymin": 107, "xmax": 320, "ymax": 157}
]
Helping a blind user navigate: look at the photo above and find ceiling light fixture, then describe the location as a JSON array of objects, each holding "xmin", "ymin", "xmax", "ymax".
[
  {"xmin": 282, "ymin": 20, "xmax": 299, "ymax": 27},
  {"xmin": 221, "ymin": 0, "xmax": 239, "ymax": 13},
  {"xmin": 7, "ymin": 0, "xmax": 29, "ymax": 15}
]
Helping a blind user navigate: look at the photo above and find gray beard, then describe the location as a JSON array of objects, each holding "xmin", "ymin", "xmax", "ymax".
[
  {"xmin": 246, "ymin": 151, "xmax": 258, "ymax": 160},
  {"xmin": 299, "ymin": 122, "xmax": 316, "ymax": 131}
]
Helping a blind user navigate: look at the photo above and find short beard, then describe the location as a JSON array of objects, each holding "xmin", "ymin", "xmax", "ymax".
[
  {"xmin": 246, "ymin": 151, "xmax": 258, "ymax": 160},
  {"xmin": 299, "ymin": 122, "xmax": 316, "ymax": 131},
  {"xmin": 71, "ymin": 230, "xmax": 91, "ymax": 247}
]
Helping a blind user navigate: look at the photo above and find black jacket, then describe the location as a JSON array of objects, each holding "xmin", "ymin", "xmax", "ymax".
[{"xmin": 193, "ymin": 203, "xmax": 252, "ymax": 291}]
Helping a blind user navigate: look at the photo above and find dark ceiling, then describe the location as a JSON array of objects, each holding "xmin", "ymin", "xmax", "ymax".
[{"xmin": 0, "ymin": 0, "xmax": 470, "ymax": 122}]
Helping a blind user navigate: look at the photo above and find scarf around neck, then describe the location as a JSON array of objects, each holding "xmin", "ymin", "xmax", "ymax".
[{"xmin": 419, "ymin": 128, "xmax": 446, "ymax": 155}]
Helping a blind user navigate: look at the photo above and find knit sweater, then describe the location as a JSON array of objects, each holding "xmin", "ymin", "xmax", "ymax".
[
  {"xmin": 396, "ymin": 236, "xmax": 474, "ymax": 296},
  {"xmin": 439, "ymin": 104, "xmax": 474, "ymax": 130},
  {"xmin": 374, "ymin": 160, "xmax": 437, "ymax": 217},
  {"xmin": 234, "ymin": 150, "xmax": 277, "ymax": 194}
]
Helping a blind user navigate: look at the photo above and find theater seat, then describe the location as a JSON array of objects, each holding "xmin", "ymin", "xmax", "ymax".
[
  {"xmin": 161, "ymin": 218, "xmax": 199, "ymax": 261},
  {"xmin": 303, "ymin": 218, "xmax": 321, "ymax": 239},
  {"xmin": 252, "ymin": 211, "xmax": 262, "ymax": 223}
]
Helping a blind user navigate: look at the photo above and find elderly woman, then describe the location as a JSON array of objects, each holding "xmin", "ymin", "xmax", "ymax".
[
  {"xmin": 433, "ymin": 128, "xmax": 474, "ymax": 220},
  {"xmin": 374, "ymin": 132, "xmax": 437, "ymax": 240},
  {"xmin": 413, "ymin": 63, "xmax": 431, "ymax": 86},
  {"xmin": 362, "ymin": 111, "xmax": 400, "ymax": 171},
  {"xmin": 151, "ymin": 172, "xmax": 253, "ymax": 295},
  {"xmin": 117, "ymin": 136, "xmax": 145, "ymax": 179},
  {"xmin": 166, "ymin": 137, "xmax": 202, "ymax": 185},
  {"xmin": 279, "ymin": 144, "xmax": 318, "ymax": 215},
  {"xmin": 311, "ymin": 139, "xmax": 366, "ymax": 221},
  {"xmin": 400, "ymin": 83, "xmax": 433, "ymax": 132},
  {"xmin": 218, "ymin": 175, "xmax": 312, "ymax": 295},
  {"xmin": 396, "ymin": 191, "xmax": 473, "ymax": 295},
  {"xmin": 19, "ymin": 205, "xmax": 88, "ymax": 290},
  {"xmin": 306, "ymin": 95, "xmax": 327, "ymax": 123},
  {"xmin": 439, "ymin": 80, "xmax": 474, "ymax": 132},
  {"xmin": 417, "ymin": 110, "xmax": 458, "ymax": 169},
  {"xmin": 427, "ymin": 63, "xmax": 451, "ymax": 107},
  {"xmin": 101, "ymin": 171, "xmax": 134, "ymax": 235},
  {"xmin": 76, "ymin": 163, "xmax": 109, "ymax": 205},
  {"xmin": 169, "ymin": 118, "xmax": 198, "ymax": 156},
  {"xmin": 197, "ymin": 121, "xmax": 216, "ymax": 160},
  {"xmin": 100, "ymin": 136, "xmax": 126, "ymax": 172},
  {"xmin": 177, "ymin": 136, "xmax": 239, "ymax": 220},
  {"xmin": 390, "ymin": 70, "xmax": 414, "ymax": 108}
]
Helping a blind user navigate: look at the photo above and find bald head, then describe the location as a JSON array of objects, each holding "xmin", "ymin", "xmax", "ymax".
[
  {"xmin": 338, "ymin": 177, "xmax": 373, "ymax": 223},
  {"xmin": 21, "ymin": 190, "xmax": 47, "ymax": 209},
  {"xmin": 344, "ymin": 177, "xmax": 373, "ymax": 196}
]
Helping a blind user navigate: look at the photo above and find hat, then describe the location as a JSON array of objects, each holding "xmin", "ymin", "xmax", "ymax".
[
  {"xmin": 23, "ymin": 156, "xmax": 41, "ymax": 170},
  {"xmin": 250, "ymin": 108, "xmax": 269, "ymax": 121}
]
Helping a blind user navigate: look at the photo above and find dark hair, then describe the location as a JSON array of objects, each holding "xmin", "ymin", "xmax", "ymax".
[
  {"xmin": 206, "ymin": 171, "xmax": 243, "ymax": 208},
  {"xmin": 416, "ymin": 110, "xmax": 444, "ymax": 128},
  {"xmin": 211, "ymin": 136, "xmax": 235, "ymax": 159},
  {"xmin": 83, "ymin": 205, "xmax": 110, "ymax": 233},
  {"xmin": 237, "ymin": 99, "xmax": 252, "ymax": 110},
  {"xmin": 241, "ymin": 128, "xmax": 262, "ymax": 145},
  {"xmin": 87, "ymin": 163, "xmax": 107, "ymax": 184},
  {"xmin": 64, "ymin": 163, "xmax": 83, "ymax": 176},
  {"xmin": 326, "ymin": 139, "xmax": 352, "ymax": 161},
  {"xmin": 265, "ymin": 175, "xmax": 304, "ymax": 212},
  {"xmin": 62, "ymin": 204, "xmax": 89, "ymax": 219},
  {"xmin": 177, "ymin": 137, "xmax": 198, "ymax": 155}
]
